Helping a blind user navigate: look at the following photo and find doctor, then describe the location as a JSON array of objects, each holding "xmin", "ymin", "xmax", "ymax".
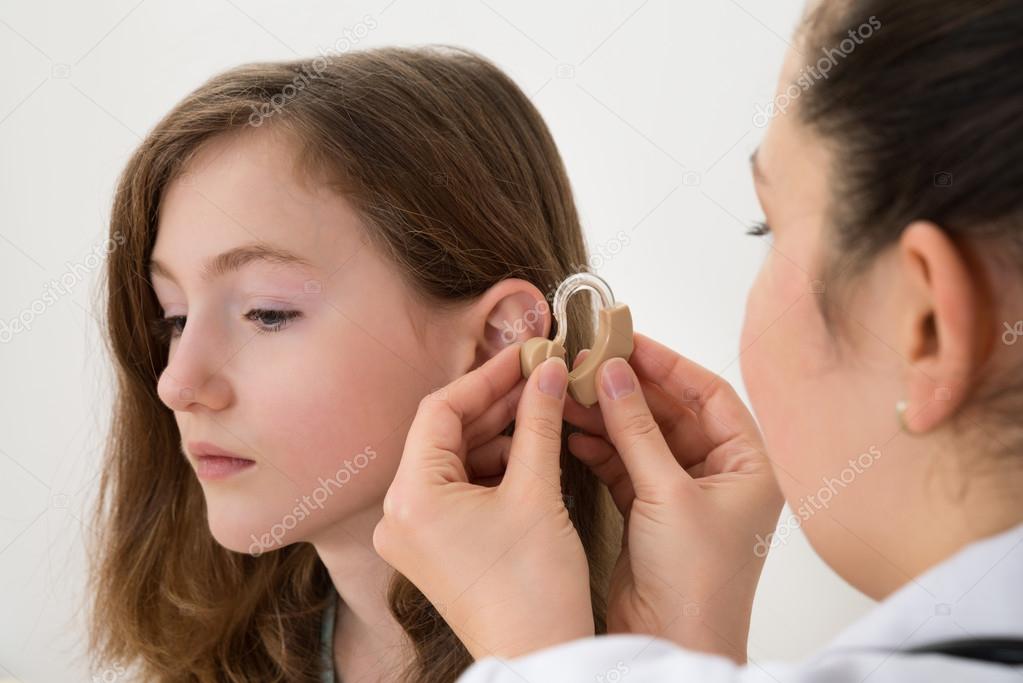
[{"xmin": 371, "ymin": 0, "xmax": 1023, "ymax": 680}]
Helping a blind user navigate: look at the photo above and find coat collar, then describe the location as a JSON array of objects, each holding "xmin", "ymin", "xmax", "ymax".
[{"xmin": 815, "ymin": 520, "xmax": 1023, "ymax": 660}]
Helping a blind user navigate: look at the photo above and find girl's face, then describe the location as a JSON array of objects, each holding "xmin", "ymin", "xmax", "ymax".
[
  {"xmin": 739, "ymin": 45, "xmax": 916, "ymax": 590},
  {"xmin": 151, "ymin": 128, "xmax": 457, "ymax": 555}
]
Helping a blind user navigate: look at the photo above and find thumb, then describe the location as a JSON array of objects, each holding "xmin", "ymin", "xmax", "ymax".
[
  {"xmin": 502, "ymin": 356, "xmax": 569, "ymax": 494},
  {"xmin": 596, "ymin": 357, "xmax": 687, "ymax": 493}
]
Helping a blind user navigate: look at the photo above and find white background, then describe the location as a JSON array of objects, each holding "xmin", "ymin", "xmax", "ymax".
[{"xmin": 0, "ymin": 1, "xmax": 875, "ymax": 680}]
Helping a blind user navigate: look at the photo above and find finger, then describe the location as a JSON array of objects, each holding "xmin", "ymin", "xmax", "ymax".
[
  {"xmin": 564, "ymin": 375, "xmax": 671, "ymax": 437},
  {"xmin": 565, "ymin": 373, "xmax": 712, "ymax": 466},
  {"xmin": 567, "ymin": 343, "xmax": 719, "ymax": 467},
  {"xmin": 567, "ymin": 433, "xmax": 633, "ymax": 515},
  {"xmin": 563, "ymin": 394, "xmax": 605, "ymax": 435},
  {"xmin": 463, "ymin": 379, "xmax": 525, "ymax": 450},
  {"xmin": 596, "ymin": 357, "xmax": 691, "ymax": 493},
  {"xmin": 568, "ymin": 381, "xmax": 716, "ymax": 473},
  {"xmin": 466, "ymin": 435, "xmax": 512, "ymax": 483},
  {"xmin": 629, "ymin": 333, "xmax": 761, "ymax": 446},
  {"xmin": 397, "ymin": 344, "xmax": 522, "ymax": 483},
  {"xmin": 566, "ymin": 347, "xmax": 687, "ymax": 438},
  {"xmin": 502, "ymin": 356, "xmax": 568, "ymax": 494},
  {"xmin": 638, "ymin": 380, "xmax": 717, "ymax": 470}
]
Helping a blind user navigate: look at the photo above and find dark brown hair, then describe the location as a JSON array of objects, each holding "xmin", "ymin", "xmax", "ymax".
[
  {"xmin": 90, "ymin": 46, "xmax": 616, "ymax": 682},
  {"xmin": 800, "ymin": 0, "xmax": 1023, "ymax": 276},
  {"xmin": 796, "ymin": 0, "xmax": 1023, "ymax": 441}
]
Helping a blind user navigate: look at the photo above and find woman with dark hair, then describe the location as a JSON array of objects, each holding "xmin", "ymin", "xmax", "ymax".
[{"xmin": 376, "ymin": 1, "xmax": 1023, "ymax": 680}]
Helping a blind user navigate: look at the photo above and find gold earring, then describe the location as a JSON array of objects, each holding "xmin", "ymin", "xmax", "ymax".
[{"xmin": 895, "ymin": 399, "xmax": 913, "ymax": 433}]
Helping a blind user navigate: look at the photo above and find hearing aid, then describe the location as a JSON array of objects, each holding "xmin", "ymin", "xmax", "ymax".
[{"xmin": 520, "ymin": 272, "xmax": 633, "ymax": 407}]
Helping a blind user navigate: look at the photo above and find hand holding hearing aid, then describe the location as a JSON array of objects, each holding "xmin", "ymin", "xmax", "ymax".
[
  {"xmin": 372, "ymin": 342, "xmax": 593, "ymax": 661},
  {"xmin": 374, "ymin": 271, "xmax": 782, "ymax": 663},
  {"xmin": 561, "ymin": 333, "xmax": 784, "ymax": 663}
]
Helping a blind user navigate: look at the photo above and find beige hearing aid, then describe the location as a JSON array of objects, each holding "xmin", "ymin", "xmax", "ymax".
[{"xmin": 520, "ymin": 272, "xmax": 634, "ymax": 406}]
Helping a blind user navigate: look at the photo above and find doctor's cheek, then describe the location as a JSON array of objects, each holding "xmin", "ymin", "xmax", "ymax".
[{"xmin": 739, "ymin": 274, "xmax": 773, "ymax": 399}]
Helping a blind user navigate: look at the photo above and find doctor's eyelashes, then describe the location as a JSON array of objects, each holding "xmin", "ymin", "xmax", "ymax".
[{"xmin": 746, "ymin": 221, "xmax": 772, "ymax": 237}]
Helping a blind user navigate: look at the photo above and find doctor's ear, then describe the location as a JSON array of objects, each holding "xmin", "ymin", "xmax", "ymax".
[
  {"xmin": 472, "ymin": 279, "xmax": 552, "ymax": 364},
  {"xmin": 896, "ymin": 220, "xmax": 992, "ymax": 433}
]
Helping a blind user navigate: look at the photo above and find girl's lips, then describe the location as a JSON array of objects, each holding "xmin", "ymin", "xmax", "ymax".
[{"xmin": 194, "ymin": 455, "xmax": 255, "ymax": 480}]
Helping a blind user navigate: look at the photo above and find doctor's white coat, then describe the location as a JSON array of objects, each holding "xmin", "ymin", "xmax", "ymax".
[{"xmin": 459, "ymin": 521, "xmax": 1023, "ymax": 682}]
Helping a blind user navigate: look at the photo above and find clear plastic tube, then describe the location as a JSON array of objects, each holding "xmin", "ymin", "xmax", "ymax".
[{"xmin": 551, "ymin": 272, "xmax": 616, "ymax": 349}]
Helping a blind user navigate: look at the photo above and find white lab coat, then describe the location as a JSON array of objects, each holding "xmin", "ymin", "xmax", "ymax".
[{"xmin": 459, "ymin": 521, "xmax": 1023, "ymax": 682}]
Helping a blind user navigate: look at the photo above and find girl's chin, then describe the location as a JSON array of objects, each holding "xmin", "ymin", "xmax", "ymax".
[{"xmin": 204, "ymin": 514, "xmax": 298, "ymax": 556}]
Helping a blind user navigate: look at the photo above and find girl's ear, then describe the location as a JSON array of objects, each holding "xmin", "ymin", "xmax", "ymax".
[{"xmin": 474, "ymin": 279, "xmax": 552, "ymax": 363}]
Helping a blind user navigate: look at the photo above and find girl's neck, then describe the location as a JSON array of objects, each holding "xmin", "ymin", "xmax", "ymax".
[{"xmin": 312, "ymin": 504, "xmax": 409, "ymax": 681}]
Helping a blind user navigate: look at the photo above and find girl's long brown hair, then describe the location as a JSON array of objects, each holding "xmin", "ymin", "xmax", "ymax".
[{"xmin": 90, "ymin": 46, "xmax": 618, "ymax": 682}]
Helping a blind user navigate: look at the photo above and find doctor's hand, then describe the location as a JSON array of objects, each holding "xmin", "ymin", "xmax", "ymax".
[
  {"xmin": 372, "ymin": 344, "xmax": 593, "ymax": 661},
  {"xmin": 565, "ymin": 333, "xmax": 783, "ymax": 663}
]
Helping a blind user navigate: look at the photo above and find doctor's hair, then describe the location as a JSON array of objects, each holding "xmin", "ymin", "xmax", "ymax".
[
  {"xmin": 796, "ymin": 0, "xmax": 1023, "ymax": 443},
  {"xmin": 91, "ymin": 46, "xmax": 617, "ymax": 682}
]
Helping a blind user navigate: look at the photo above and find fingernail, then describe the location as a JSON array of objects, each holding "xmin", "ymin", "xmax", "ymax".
[
  {"xmin": 538, "ymin": 356, "xmax": 568, "ymax": 398},
  {"xmin": 601, "ymin": 358, "xmax": 635, "ymax": 400}
]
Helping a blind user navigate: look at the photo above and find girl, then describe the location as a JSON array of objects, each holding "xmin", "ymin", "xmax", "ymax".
[
  {"xmin": 374, "ymin": 0, "xmax": 1023, "ymax": 680},
  {"xmin": 89, "ymin": 47, "xmax": 619, "ymax": 682}
]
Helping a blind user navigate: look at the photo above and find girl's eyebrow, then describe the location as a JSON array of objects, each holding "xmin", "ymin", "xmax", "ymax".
[{"xmin": 149, "ymin": 242, "xmax": 314, "ymax": 284}]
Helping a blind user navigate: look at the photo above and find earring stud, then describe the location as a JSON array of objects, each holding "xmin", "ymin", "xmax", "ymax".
[{"xmin": 895, "ymin": 399, "xmax": 912, "ymax": 433}]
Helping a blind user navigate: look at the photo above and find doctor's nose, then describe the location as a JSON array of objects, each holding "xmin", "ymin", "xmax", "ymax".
[{"xmin": 156, "ymin": 327, "xmax": 234, "ymax": 413}]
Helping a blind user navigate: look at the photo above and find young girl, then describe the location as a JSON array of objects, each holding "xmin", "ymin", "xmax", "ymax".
[{"xmin": 89, "ymin": 47, "xmax": 618, "ymax": 682}]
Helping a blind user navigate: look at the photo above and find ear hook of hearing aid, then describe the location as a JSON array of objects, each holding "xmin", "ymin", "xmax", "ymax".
[{"xmin": 519, "ymin": 272, "xmax": 634, "ymax": 407}]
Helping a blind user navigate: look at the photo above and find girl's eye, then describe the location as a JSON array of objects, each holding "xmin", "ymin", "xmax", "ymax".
[
  {"xmin": 148, "ymin": 309, "xmax": 302, "ymax": 341},
  {"xmin": 150, "ymin": 315, "xmax": 186, "ymax": 342},
  {"xmin": 245, "ymin": 308, "xmax": 302, "ymax": 334},
  {"xmin": 746, "ymin": 221, "xmax": 772, "ymax": 237}
]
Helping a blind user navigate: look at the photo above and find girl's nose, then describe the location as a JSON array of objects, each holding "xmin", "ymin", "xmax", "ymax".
[{"xmin": 156, "ymin": 334, "xmax": 233, "ymax": 413}]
